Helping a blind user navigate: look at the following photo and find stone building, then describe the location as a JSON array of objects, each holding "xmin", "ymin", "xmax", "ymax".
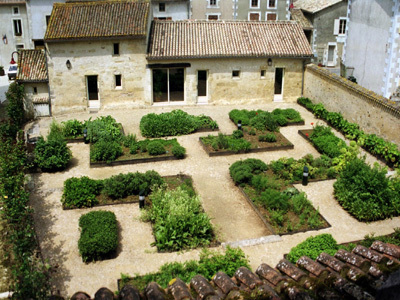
[
  {"xmin": 16, "ymin": 49, "xmax": 50, "ymax": 117},
  {"xmin": 343, "ymin": 0, "xmax": 400, "ymax": 99},
  {"xmin": 0, "ymin": 0, "xmax": 33, "ymax": 67},
  {"xmin": 151, "ymin": 0, "xmax": 189, "ymax": 20},
  {"xmin": 44, "ymin": 1, "xmax": 151, "ymax": 114},
  {"xmin": 292, "ymin": 0, "xmax": 348, "ymax": 69},
  {"xmin": 147, "ymin": 20, "xmax": 312, "ymax": 105},
  {"xmin": 190, "ymin": 0, "xmax": 290, "ymax": 21}
]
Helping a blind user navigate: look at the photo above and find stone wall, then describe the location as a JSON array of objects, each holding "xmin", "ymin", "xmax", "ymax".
[{"xmin": 303, "ymin": 64, "xmax": 400, "ymax": 145}]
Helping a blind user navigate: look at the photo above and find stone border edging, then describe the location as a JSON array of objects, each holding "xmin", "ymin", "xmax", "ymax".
[{"xmin": 90, "ymin": 154, "xmax": 182, "ymax": 167}]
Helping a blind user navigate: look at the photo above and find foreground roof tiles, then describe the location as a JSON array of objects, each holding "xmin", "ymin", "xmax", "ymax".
[
  {"xmin": 291, "ymin": 8, "xmax": 313, "ymax": 30},
  {"xmin": 45, "ymin": 1, "xmax": 149, "ymax": 41},
  {"xmin": 147, "ymin": 20, "xmax": 313, "ymax": 60},
  {"xmin": 293, "ymin": 0, "xmax": 343, "ymax": 14},
  {"xmin": 17, "ymin": 49, "xmax": 48, "ymax": 83}
]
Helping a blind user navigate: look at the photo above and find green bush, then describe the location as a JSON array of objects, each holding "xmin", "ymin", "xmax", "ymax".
[
  {"xmin": 312, "ymin": 103, "xmax": 328, "ymax": 119},
  {"xmin": 140, "ymin": 110, "xmax": 215, "ymax": 137},
  {"xmin": 281, "ymin": 108, "xmax": 302, "ymax": 122},
  {"xmin": 125, "ymin": 247, "xmax": 249, "ymax": 289},
  {"xmin": 259, "ymin": 188, "xmax": 290, "ymax": 212},
  {"xmin": 86, "ymin": 115, "xmax": 122, "ymax": 143},
  {"xmin": 249, "ymin": 111, "xmax": 279, "ymax": 132},
  {"xmin": 334, "ymin": 158, "xmax": 400, "ymax": 221},
  {"xmin": 228, "ymin": 138, "xmax": 252, "ymax": 153},
  {"xmin": 103, "ymin": 171, "xmax": 164, "ymax": 199},
  {"xmin": 34, "ymin": 135, "xmax": 72, "ymax": 171},
  {"xmin": 62, "ymin": 176, "xmax": 103, "ymax": 208},
  {"xmin": 172, "ymin": 144, "xmax": 186, "ymax": 158},
  {"xmin": 287, "ymin": 234, "xmax": 339, "ymax": 263},
  {"xmin": 258, "ymin": 133, "xmax": 277, "ymax": 143},
  {"xmin": 273, "ymin": 114, "xmax": 288, "ymax": 126},
  {"xmin": 6, "ymin": 82, "xmax": 25, "ymax": 129},
  {"xmin": 90, "ymin": 137, "xmax": 122, "ymax": 163},
  {"xmin": 229, "ymin": 109, "xmax": 252, "ymax": 125},
  {"xmin": 78, "ymin": 211, "xmax": 118, "ymax": 262},
  {"xmin": 61, "ymin": 119, "xmax": 84, "ymax": 138},
  {"xmin": 229, "ymin": 158, "xmax": 268, "ymax": 185},
  {"xmin": 232, "ymin": 129, "xmax": 244, "ymax": 139},
  {"xmin": 146, "ymin": 187, "xmax": 214, "ymax": 251},
  {"xmin": 147, "ymin": 141, "xmax": 166, "ymax": 155},
  {"xmin": 310, "ymin": 125, "xmax": 346, "ymax": 158}
]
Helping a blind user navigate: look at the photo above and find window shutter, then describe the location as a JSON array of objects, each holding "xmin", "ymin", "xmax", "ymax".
[{"xmin": 333, "ymin": 19, "xmax": 339, "ymax": 35}]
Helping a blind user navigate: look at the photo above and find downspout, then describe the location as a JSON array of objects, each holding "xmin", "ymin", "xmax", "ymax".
[
  {"xmin": 44, "ymin": 45, "xmax": 52, "ymax": 117},
  {"xmin": 301, "ymin": 59, "xmax": 307, "ymax": 97}
]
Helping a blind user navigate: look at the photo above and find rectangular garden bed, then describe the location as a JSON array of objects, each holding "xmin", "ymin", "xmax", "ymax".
[{"xmin": 199, "ymin": 131, "xmax": 294, "ymax": 157}]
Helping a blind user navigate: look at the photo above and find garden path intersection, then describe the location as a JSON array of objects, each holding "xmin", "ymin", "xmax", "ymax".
[{"xmin": 27, "ymin": 103, "xmax": 400, "ymax": 297}]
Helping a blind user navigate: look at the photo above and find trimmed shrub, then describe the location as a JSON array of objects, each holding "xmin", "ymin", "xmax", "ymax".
[
  {"xmin": 273, "ymin": 114, "xmax": 288, "ymax": 126},
  {"xmin": 34, "ymin": 135, "xmax": 72, "ymax": 171},
  {"xmin": 78, "ymin": 211, "xmax": 118, "ymax": 262},
  {"xmin": 229, "ymin": 158, "xmax": 268, "ymax": 185},
  {"xmin": 90, "ymin": 137, "xmax": 123, "ymax": 163},
  {"xmin": 310, "ymin": 125, "xmax": 346, "ymax": 158},
  {"xmin": 172, "ymin": 144, "xmax": 186, "ymax": 158},
  {"xmin": 287, "ymin": 234, "xmax": 339, "ymax": 263},
  {"xmin": 258, "ymin": 133, "xmax": 277, "ymax": 143},
  {"xmin": 232, "ymin": 129, "xmax": 244, "ymax": 139},
  {"xmin": 62, "ymin": 176, "xmax": 103, "ymax": 208},
  {"xmin": 147, "ymin": 140, "xmax": 166, "ymax": 155},
  {"xmin": 86, "ymin": 115, "xmax": 122, "ymax": 143}
]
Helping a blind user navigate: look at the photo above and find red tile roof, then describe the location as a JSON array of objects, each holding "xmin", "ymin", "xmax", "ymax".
[
  {"xmin": 45, "ymin": 1, "xmax": 149, "ymax": 41},
  {"xmin": 17, "ymin": 49, "xmax": 48, "ymax": 83},
  {"xmin": 147, "ymin": 20, "xmax": 313, "ymax": 60},
  {"xmin": 290, "ymin": 8, "xmax": 313, "ymax": 30}
]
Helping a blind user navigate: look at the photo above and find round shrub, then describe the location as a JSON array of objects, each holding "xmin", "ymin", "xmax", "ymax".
[
  {"xmin": 147, "ymin": 141, "xmax": 166, "ymax": 156},
  {"xmin": 172, "ymin": 144, "xmax": 186, "ymax": 158},
  {"xmin": 273, "ymin": 114, "xmax": 288, "ymax": 126},
  {"xmin": 62, "ymin": 176, "xmax": 103, "ymax": 208},
  {"xmin": 90, "ymin": 138, "xmax": 122, "ymax": 163},
  {"xmin": 287, "ymin": 234, "xmax": 339, "ymax": 263},
  {"xmin": 78, "ymin": 211, "xmax": 118, "ymax": 262},
  {"xmin": 34, "ymin": 136, "xmax": 72, "ymax": 171},
  {"xmin": 230, "ymin": 158, "xmax": 268, "ymax": 185},
  {"xmin": 232, "ymin": 129, "xmax": 244, "ymax": 139}
]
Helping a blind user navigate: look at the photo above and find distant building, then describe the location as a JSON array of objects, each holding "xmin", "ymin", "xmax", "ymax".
[
  {"xmin": 344, "ymin": 0, "xmax": 400, "ymax": 99},
  {"xmin": 190, "ymin": 0, "xmax": 290, "ymax": 21},
  {"xmin": 151, "ymin": 0, "xmax": 189, "ymax": 20},
  {"xmin": 292, "ymin": 0, "xmax": 348, "ymax": 69}
]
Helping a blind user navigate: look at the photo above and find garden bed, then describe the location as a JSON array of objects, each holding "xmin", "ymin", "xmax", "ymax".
[
  {"xmin": 62, "ymin": 174, "xmax": 191, "ymax": 210},
  {"xmin": 199, "ymin": 131, "xmax": 294, "ymax": 157},
  {"xmin": 230, "ymin": 159, "xmax": 330, "ymax": 235}
]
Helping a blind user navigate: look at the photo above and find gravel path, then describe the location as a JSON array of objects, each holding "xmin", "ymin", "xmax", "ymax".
[{"xmin": 28, "ymin": 103, "xmax": 399, "ymax": 297}]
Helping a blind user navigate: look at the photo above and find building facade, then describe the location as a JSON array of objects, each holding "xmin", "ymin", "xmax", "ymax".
[
  {"xmin": 151, "ymin": 0, "xmax": 189, "ymax": 20},
  {"xmin": 344, "ymin": 0, "xmax": 400, "ymax": 99}
]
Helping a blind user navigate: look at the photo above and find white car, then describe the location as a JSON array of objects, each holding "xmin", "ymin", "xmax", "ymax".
[{"xmin": 8, "ymin": 65, "xmax": 17, "ymax": 80}]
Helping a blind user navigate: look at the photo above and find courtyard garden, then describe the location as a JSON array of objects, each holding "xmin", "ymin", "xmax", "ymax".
[{"xmin": 1, "ymin": 96, "xmax": 399, "ymax": 297}]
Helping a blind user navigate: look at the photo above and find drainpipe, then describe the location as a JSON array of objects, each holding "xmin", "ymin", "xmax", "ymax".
[
  {"xmin": 44, "ymin": 45, "xmax": 52, "ymax": 117},
  {"xmin": 301, "ymin": 59, "xmax": 309, "ymax": 97}
]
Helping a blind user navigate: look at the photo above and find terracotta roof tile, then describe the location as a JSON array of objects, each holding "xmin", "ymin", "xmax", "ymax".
[
  {"xmin": 45, "ymin": 1, "xmax": 149, "ymax": 41},
  {"xmin": 17, "ymin": 49, "xmax": 48, "ymax": 83},
  {"xmin": 293, "ymin": 0, "xmax": 343, "ymax": 14},
  {"xmin": 290, "ymin": 8, "xmax": 313, "ymax": 30},
  {"xmin": 147, "ymin": 20, "xmax": 313, "ymax": 60}
]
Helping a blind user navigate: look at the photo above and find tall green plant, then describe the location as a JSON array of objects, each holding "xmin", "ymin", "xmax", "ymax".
[{"xmin": 5, "ymin": 82, "xmax": 25, "ymax": 129}]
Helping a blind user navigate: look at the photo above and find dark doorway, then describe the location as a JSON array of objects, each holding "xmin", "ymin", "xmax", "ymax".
[
  {"xmin": 152, "ymin": 68, "xmax": 184, "ymax": 102},
  {"xmin": 87, "ymin": 75, "xmax": 98, "ymax": 100},
  {"xmin": 274, "ymin": 68, "xmax": 284, "ymax": 95},
  {"xmin": 197, "ymin": 70, "xmax": 207, "ymax": 97}
]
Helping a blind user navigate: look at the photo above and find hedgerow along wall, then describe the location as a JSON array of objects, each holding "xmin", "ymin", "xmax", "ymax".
[{"xmin": 303, "ymin": 64, "xmax": 400, "ymax": 146}]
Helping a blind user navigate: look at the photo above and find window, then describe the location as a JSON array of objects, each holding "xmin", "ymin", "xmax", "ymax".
[
  {"xmin": 232, "ymin": 70, "xmax": 240, "ymax": 78},
  {"xmin": 16, "ymin": 44, "xmax": 24, "ymax": 50},
  {"xmin": 46, "ymin": 15, "xmax": 51, "ymax": 26},
  {"xmin": 334, "ymin": 18, "xmax": 347, "ymax": 35},
  {"xmin": 249, "ymin": 12, "xmax": 260, "ymax": 21},
  {"xmin": 266, "ymin": 13, "xmax": 277, "ymax": 20},
  {"xmin": 13, "ymin": 19, "xmax": 22, "ymax": 36},
  {"xmin": 34, "ymin": 40, "xmax": 45, "ymax": 49},
  {"xmin": 153, "ymin": 68, "xmax": 184, "ymax": 102},
  {"xmin": 208, "ymin": 14, "xmax": 219, "ymax": 20},
  {"xmin": 12, "ymin": 7, "xmax": 19, "ymax": 15},
  {"xmin": 33, "ymin": 87, "xmax": 38, "ymax": 95},
  {"xmin": 260, "ymin": 70, "xmax": 266, "ymax": 78},
  {"xmin": 267, "ymin": 0, "xmax": 276, "ymax": 8},
  {"xmin": 209, "ymin": 0, "xmax": 217, "ymax": 6},
  {"xmin": 159, "ymin": 3, "xmax": 165, "ymax": 12},
  {"xmin": 250, "ymin": 0, "xmax": 259, "ymax": 8},
  {"xmin": 113, "ymin": 43, "xmax": 119, "ymax": 55},
  {"xmin": 115, "ymin": 75, "xmax": 122, "ymax": 88}
]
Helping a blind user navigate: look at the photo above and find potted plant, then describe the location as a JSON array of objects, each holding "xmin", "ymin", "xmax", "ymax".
[{"xmin": 0, "ymin": 66, "xmax": 4, "ymax": 76}]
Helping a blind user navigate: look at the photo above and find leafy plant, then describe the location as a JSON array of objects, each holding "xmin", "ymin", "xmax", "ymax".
[
  {"xmin": 310, "ymin": 125, "xmax": 347, "ymax": 158},
  {"xmin": 86, "ymin": 115, "xmax": 122, "ymax": 143},
  {"xmin": 34, "ymin": 135, "xmax": 72, "ymax": 171},
  {"xmin": 232, "ymin": 129, "xmax": 244, "ymax": 139},
  {"xmin": 61, "ymin": 119, "xmax": 84, "ymax": 138},
  {"xmin": 6, "ymin": 82, "xmax": 25, "ymax": 129},
  {"xmin": 145, "ymin": 187, "xmax": 214, "ymax": 251},
  {"xmin": 312, "ymin": 103, "xmax": 328, "ymax": 119},
  {"xmin": 172, "ymin": 144, "xmax": 186, "ymax": 158},
  {"xmin": 287, "ymin": 234, "xmax": 339, "ymax": 263},
  {"xmin": 258, "ymin": 133, "xmax": 277, "ymax": 142},
  {"xmin": 78, "ymin": 211, "xmax": 119, "ymax": 262},
  {"xmin": 230, "ymin": 158, "xmax": 268, "ymax": 185},
  {"xmin": 62, "ymin": 176, "xmax": 103, "ymax": 208},
  {"xmin": 90, "ymin": 137, "xmax": 122, "ymax": 163}
]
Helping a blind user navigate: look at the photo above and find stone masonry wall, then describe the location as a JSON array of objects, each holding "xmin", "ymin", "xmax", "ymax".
[{"xmin": 303, "ymin": 64, "xmax": 400, "ymax": 145}]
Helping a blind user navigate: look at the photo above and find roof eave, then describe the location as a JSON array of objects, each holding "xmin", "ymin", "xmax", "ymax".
[
  {"xmin": 45, "ymin": 35, "xmax": 146, "ymax": 43},
  {"xmin": 147, "ymin": 55, "xmax": 314, "ymax": 60},
  {"xmin": 16, "ymin": 79, "xmax": 49, "ymax": 83}
]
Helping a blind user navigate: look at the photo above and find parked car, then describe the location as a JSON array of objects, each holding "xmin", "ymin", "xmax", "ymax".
[{"xmin": 8, "ymin": 65, "xmax": 17, "ymax": 80}]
